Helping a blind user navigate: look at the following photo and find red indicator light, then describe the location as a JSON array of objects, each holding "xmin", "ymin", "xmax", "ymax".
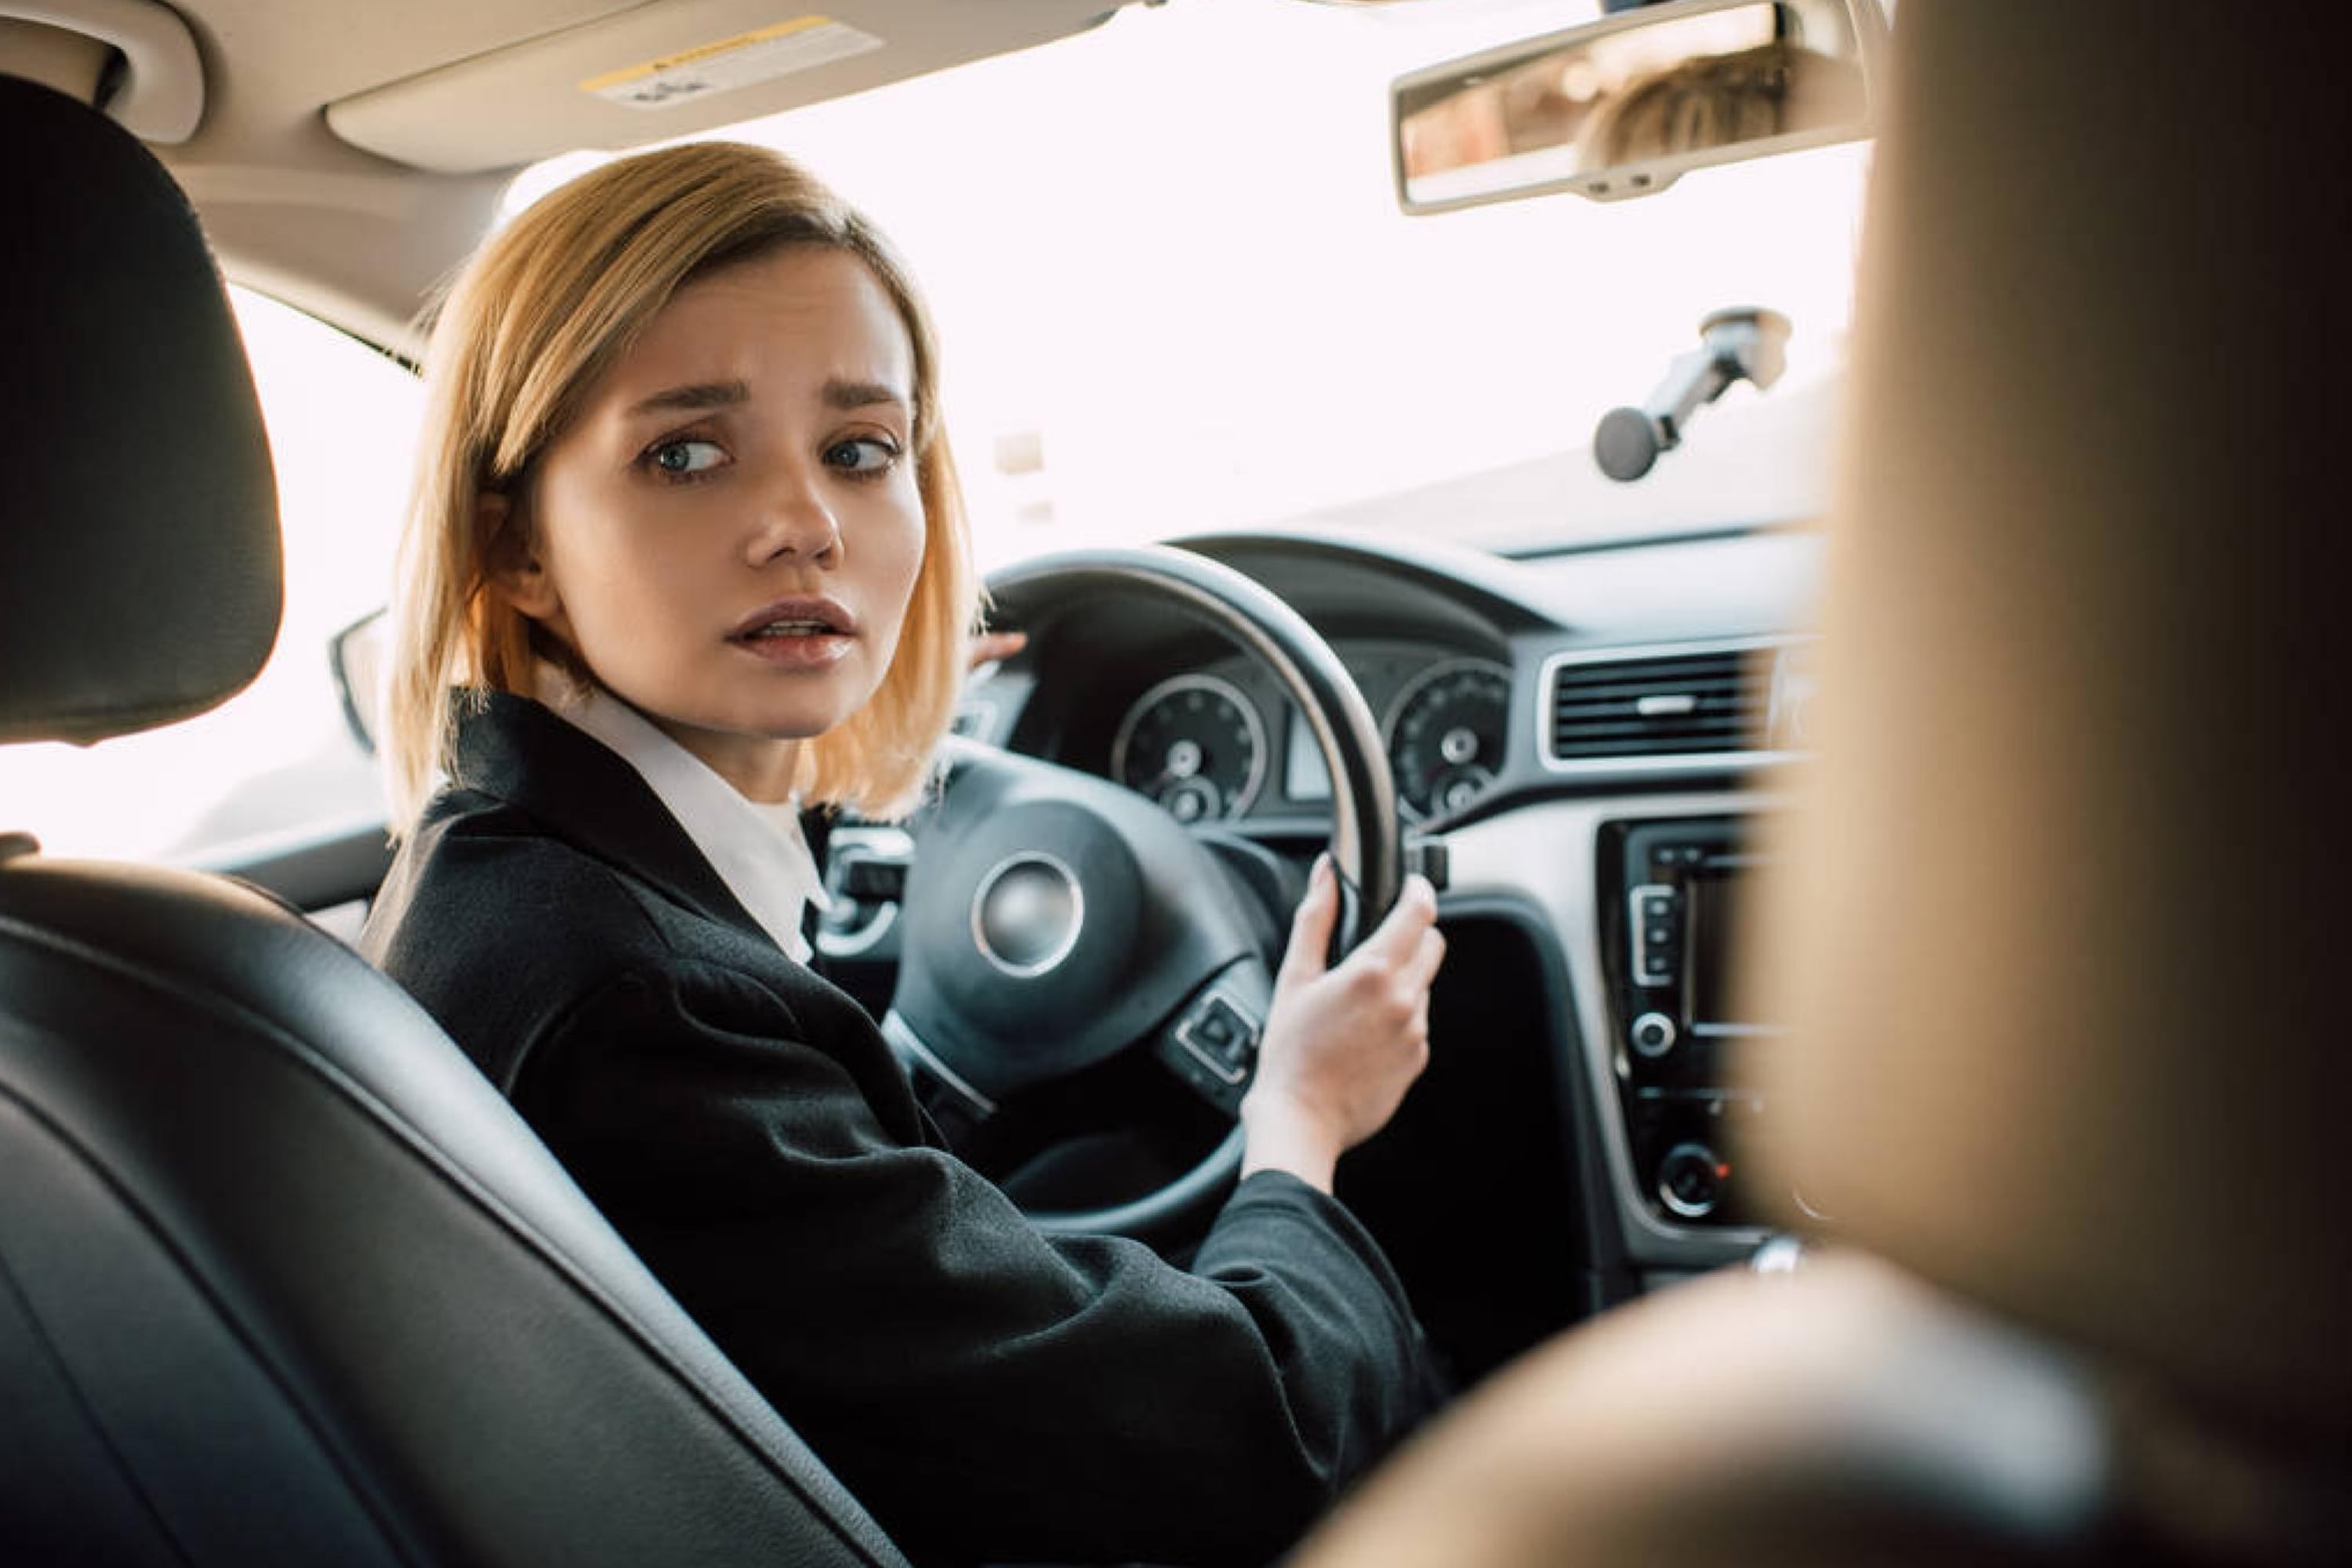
[{"xmin": 1715, "ymin": 1163, "xmax": 1731, "ymax": 1180}]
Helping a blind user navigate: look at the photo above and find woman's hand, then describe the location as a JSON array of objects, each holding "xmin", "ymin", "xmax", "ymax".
[
  {"xmin": 1240, "ymin": 856, "xmax": 1445, "ymax": 1193},
  {"xmin": 967, "ymin": 629, "xmax": 1026, "ymax": 670}
]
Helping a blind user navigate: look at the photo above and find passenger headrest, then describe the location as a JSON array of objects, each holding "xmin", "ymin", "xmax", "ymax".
[
  {"xmin": 1752, "ymin": 4, "xmax": 2350, "ymax": 1439},
  {"xmin": 0, "ymin": 74, "xmax": 279, "ymax": 746}
]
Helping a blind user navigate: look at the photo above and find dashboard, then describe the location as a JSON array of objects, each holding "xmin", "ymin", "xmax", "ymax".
[{"xmin": 881, "ymin": 524, "xmax": 1830, "ymax": 1307}]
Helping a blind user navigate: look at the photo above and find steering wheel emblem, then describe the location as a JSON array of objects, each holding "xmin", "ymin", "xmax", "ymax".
[{"xmin": 971, "ymin": 851, "xmax": 1085, "ymax": 978}]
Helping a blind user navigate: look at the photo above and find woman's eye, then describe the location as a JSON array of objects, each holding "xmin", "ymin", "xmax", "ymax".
[
  {"xmin": 644, "ymin": 437, "xmax": 728, "ymax": 478},
  {"xmin": 824, "ymin": 437, "xmax": 900, "ymax": 475}
]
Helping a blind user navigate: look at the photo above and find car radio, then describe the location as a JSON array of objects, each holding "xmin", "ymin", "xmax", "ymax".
[{"xmin": 1601, "ymin": 815, "xmax": 1783, "ymax": 1229}]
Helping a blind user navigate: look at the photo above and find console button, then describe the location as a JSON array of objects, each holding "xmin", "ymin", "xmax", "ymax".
[
  {"xmin": 1657, "ymin": 1142, "xmax": 1726, "ymax": 1220},
  {"xmin": 840, "ymin": 858, "xmax": 906, "ymax": 900},
  {"xmin": 1628, "ymin": 883, "xmax": 1682, "ymax": 988},
  {"xmin": 1630, "ymin": 1011, "xmax": 1679, "ymax": 1059}
]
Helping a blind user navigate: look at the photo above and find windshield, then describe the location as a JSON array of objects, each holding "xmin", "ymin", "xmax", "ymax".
[
  {"xmin": 513, "ymin": 0, "xmax": 1871, "ymax": 568},
  {"xmin": 0, "ymin": 0, "xmax": 1871, "ymax": 867}
]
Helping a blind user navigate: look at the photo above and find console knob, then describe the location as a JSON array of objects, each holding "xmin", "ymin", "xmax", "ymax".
[
  {"xmin": 1630, "ymin": 1011, "xmax": 1679, "ymax": 1059},
  {"xmin": 1657, "ymin": 1142, "xmax": 1726, "ymax": 1219}
]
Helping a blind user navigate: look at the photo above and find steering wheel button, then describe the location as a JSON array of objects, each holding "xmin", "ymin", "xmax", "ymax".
[
  {"xmin": 1174, "ymin": 997, "xmax": 1257, "ymax": 1083},
  {"xmin": 1174, "ymin": 1034, "xmax": 1248, "ymax": 1085}
]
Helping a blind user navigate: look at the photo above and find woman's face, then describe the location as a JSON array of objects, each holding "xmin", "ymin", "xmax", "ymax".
[{"xmin": 498, "ymin": 245, "xmax": 927, "ymax": 801}]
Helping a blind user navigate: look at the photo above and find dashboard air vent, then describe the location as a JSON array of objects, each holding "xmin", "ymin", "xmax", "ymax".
[{"xmin": 1542, "ymin": 644, "xmax": 1776, "ymax": 765}]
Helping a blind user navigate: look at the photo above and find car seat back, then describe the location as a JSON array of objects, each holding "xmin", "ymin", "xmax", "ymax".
[
  {"xmin": 0, "ymin": 70, "xmax": 906, "ymax": 1568},
  {"xmin": 1293, "ymin": 4, "xmax": 2350, "ymax": 1564}
]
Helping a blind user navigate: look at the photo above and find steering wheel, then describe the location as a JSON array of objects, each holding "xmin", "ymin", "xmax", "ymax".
[{"xmin": 880, "ymin": 545, "xmax": 1402, "ymax": 1239}]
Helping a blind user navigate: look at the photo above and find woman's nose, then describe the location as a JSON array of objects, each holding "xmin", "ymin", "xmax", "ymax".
[{"xmin": 749, "ymin": 465, "xmax": 841, "ymax": 565}]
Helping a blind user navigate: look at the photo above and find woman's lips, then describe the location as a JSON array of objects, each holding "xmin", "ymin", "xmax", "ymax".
[
  {"xmin": 730, "ymin": 621, "xmax": 855, "ymax": 670},
  {"xmin": 728, "ymin": 596, "xmax": 854, "ymax": 637},
  {"xmin": 727, "ymin": 597, "xmax": 857, "ymax": 668}
]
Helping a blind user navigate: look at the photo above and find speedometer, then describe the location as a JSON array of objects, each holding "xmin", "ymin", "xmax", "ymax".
[
  {"xmin": 1385, "ymin": 659, "xmax": 1512, "ymax": 822},
  {"xmin": 1110, "ymin": 673, "xmax": 1268, "ymax": 824}
]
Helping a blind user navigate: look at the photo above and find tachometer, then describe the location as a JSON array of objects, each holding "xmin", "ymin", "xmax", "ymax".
[
  {"xmin": 1110, "ymin": 673, "xmax": 1269, "ymax": 823},
  {"xmin": 1385, "ymin": 659, "xmax": 1512, "ymax": 822}
]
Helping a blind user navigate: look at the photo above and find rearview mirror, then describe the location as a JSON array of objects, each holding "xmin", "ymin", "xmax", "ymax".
[{"xmin": 1393, "ymin": 0, "xmax": 1886, "ymax": 212}]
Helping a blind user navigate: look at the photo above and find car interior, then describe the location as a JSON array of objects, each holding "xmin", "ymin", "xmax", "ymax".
[{"xmin": 2, "ymin": 0, "xmax": 2345, "ymax": 1563}]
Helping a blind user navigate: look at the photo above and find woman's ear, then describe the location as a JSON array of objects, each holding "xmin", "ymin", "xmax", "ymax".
[{"xmin": 480, "ymin": 492, "xmax": 561, "ymax": 620}]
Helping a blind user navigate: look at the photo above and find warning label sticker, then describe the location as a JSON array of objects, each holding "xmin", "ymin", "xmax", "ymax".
[{"xmin": 582, "ymin": 17, "xmax": 884, "ymax": 111}]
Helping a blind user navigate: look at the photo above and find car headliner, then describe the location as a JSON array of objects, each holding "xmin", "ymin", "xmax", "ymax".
[{"xmin": 4, "ymin": 0, "xmax": 1133, "ymax": 352}]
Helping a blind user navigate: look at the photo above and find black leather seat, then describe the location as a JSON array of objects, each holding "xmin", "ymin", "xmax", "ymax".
[{"xmin": 0, "ymin": 72, "xmax": 907, "ymax": 1568}]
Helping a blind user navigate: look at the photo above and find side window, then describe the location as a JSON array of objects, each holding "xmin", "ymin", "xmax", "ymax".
[{"xmin": 0, "ymin": 288, "xmax": 419, "ymax": 862}]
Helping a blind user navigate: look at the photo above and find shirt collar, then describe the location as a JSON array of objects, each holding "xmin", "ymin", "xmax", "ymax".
[{"xmin": 535, "ymin": 670, "xmax": 829, "ymax": 963}]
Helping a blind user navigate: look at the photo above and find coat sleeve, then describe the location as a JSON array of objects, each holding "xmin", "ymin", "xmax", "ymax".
[{"xmin": 514, "ymin": 955, "xmax": 1439, "ymax": 1568}]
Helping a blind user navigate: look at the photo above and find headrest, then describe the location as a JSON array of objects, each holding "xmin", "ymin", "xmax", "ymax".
[
  {"xmin": 0, "ymin": 74, "xmax": 279, "ymax": 746},
  {"xmin": 1753, "ymin": 4, "xmax": 2350, "ymax": 1439}
]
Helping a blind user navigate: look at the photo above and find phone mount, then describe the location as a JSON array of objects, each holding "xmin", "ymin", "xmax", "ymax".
[{"xmin": 1594, "ymin": 306, "xmax": 1792, "ymax": 482}]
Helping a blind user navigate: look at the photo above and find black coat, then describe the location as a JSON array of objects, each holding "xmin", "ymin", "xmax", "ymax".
[{"xmin": 360, "ymin": 692, "xmax": 1437, "ymax": 1566}]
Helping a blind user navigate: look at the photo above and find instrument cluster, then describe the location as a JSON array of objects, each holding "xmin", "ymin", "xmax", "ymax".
[{"xmin": 1103, "ymin": 643, "xmax": 1514, "ymax": 826}]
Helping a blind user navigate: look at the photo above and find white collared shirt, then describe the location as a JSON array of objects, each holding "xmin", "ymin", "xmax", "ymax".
[{"xmin": 536, "ymin": 671, "xmax": 831, "ymax": 964}]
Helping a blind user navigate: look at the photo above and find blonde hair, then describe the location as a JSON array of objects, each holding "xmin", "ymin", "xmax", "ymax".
[
  {"xmin": 1579, "ymin": 41, "xmax": 1865, "ymax": 169},
  {"xmin": 383, "ymin": 141, "xmax": 978, "ymax": 836}
]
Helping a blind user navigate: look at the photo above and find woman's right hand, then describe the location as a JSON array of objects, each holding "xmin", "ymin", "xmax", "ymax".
[{"xmin": 1240, "ymin": 856, "xmax": 1446, "ymax": 1193}]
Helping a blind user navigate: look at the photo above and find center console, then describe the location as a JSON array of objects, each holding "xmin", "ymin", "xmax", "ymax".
[{"xmin": 1598, "ymin": 815, "xmax": 1784, "ymax": 1229}]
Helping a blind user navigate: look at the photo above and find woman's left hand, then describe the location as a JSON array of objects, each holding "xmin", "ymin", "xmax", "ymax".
[{"xmin": 967, "ymin": 630, "xmax": 1026, "ymax": 671}]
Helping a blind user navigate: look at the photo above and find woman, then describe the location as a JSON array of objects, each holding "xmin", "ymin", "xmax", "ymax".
[{"xmin": 361, "ymin": 141, "xmax": 1446, "ymax": 1566}]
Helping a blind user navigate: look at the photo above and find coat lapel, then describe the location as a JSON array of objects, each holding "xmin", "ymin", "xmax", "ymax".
[{"xmin": 448, "ymin": 691, "xmax": 770, "ymax": 943}]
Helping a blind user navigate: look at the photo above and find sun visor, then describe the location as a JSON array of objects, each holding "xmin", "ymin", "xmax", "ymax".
[{"xmin": 326, "ymin": 0, "xmax": 1126, "ymax": 175}]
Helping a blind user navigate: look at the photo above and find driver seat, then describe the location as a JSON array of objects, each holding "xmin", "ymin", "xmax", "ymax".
[{"xmin": 0, "ymin": 65, "xmax": 907, "ymax": 1568}]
